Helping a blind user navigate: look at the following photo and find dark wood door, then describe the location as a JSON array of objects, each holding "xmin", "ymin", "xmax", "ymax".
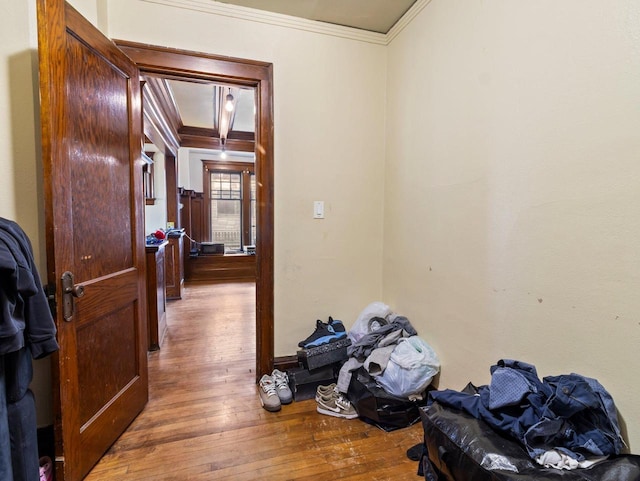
[{"xmin": 37, "ymin": 1, "xmax": 148, "ymax": 480}]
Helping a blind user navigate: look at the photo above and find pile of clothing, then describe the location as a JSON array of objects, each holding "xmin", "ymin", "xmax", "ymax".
[
  {"xmin": 0, "ymin": 218, "xmax": 59, "ymax": 481},
  {"xmin": 338, "ymin": 302, "xmax": 440, "ymax": 400},
  {"xmin": 429, "ymin": 359, "xmax": 625, "ymax": 469}
]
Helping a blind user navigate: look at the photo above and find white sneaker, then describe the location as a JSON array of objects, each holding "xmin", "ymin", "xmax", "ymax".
[
  {"xmin": 271, "ymin": 369, "xmax": 293, "ymax": 404},
  {"xmin": 258, "ymin": 374, "xmax": 281, "ymax": 412},
  {"xmin": 316, "ymin": 391, "xmax": 358, "ymax": 419}
]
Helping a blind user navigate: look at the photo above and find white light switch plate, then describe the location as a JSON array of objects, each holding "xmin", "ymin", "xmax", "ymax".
[{"xmin": 313, "ymin": 201, "xmax": 324, "ymax": 219}]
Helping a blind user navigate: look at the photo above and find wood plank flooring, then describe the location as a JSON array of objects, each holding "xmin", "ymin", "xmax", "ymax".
[{"xmin": 84, "ymin": 281, "xmax": 424, "ymax": 480}]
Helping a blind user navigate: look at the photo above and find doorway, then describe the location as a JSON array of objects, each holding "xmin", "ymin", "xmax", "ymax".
[{"xmin": 116, "ymin": 40, "xmax": 275, "ymax": 381}]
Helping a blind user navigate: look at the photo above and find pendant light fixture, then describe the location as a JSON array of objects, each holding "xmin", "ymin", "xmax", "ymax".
[
  {"xmin": 224, "ymin": 89, "xmax": 235, "ymax": 112},
  {"xmin": 217, "ymin": 86, "xmax": 235, "ymax": 148},
  {"xmin": 220, "ymin": 138, "xmax": 227, "ymax": 159}
]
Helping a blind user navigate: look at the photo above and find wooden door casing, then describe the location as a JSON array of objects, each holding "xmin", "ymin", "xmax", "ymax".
[
  {"xmin": 37, "ymin": 1, "xmax": 148, "ymax": 480},
  {"xmin": 116, "ymin": 40, "xmax": 275, "ymax": 381}
]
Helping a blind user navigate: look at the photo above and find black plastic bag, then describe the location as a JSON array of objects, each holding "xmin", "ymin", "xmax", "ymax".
[
  {"xmin": 421, "ymin": 401, "xmax": 640, "ymax": 481},
  {"xmin": 347, "ymin": 367, "xmax": 427, "ymax": 431}
]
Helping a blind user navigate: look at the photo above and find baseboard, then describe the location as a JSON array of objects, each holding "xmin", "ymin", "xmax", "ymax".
[{"xmin": 273, "ymin": 355, "xmax": 299, "ymax": 372}]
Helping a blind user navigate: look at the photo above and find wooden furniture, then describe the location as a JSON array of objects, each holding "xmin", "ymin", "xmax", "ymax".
[
  {"xmin": 178, "ymin": 187, "xmax": 206, "ymax": 274},
  {"xmin": 187, "ymin": 253, "xmax": 256, "ymax": 282},
  {"xmin": 179, "ymin": 188, "xmax": 204, "ymax": 252},
  {"xmin": 165, "ymin": 229, "xmax": 185, "ymax": 300},
  {"xmin": 146, "ymin": 241, "xmax": 168, "ymax": 350}
]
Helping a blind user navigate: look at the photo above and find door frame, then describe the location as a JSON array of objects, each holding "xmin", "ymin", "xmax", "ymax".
[{"xmin": 116, "ymin": 41, "xmax": 274, "ymax": 380}]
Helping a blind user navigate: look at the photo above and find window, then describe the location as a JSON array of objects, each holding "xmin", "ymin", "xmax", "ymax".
[{"xmin": 204, "ymin": 161, "xmax": 255, "ymax": 254}]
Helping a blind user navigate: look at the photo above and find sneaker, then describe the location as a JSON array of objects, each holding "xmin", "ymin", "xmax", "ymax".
[
  {"xmin": 316, "ymin": 391, "xmax": 358, "ymax": 419},
  {"xmin": 298, "ymin": 320, "xmax": 338, "ymax": 348},
  {"xmin": 315, "ymin": 383, "xmax": 337, "ymax": 402},
  {"xmin": 271, "ymin": 369, "xmax": 293, "ymax": 404},
  {"xmin": 327, "ymin": 317, "xmax": 347, "ymax": 340},
  {"xmin": 39, "ymin": 456, "xmax": 52, "ymax": 481},
  {"xmin": 258, "ymin": 374, "xmax": 281, "ymax": 412}
]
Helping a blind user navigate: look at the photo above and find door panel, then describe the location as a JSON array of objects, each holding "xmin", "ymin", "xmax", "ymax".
[
  {"xmin": 67, "ymin": 31, "xmax": 134, "ymax": 281},
  {"xmin": 37, "ymin": 1, "xmax": 148, "ymax": 480}
]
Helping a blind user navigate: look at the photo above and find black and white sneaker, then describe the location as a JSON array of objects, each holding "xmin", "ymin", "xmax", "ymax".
[
  {"xmin": 327, "ymin": 316, "xmax": 347, "ymax": 339},
  {"xmin": 298, "ymin": 317, "xmax": 348, "ymax": 348},
  {"xmin": 298, "ymin": 320, "xmax": 334, "ymax": 348}
]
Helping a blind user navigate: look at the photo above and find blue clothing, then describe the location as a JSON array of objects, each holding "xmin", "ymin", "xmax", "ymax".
[
  {"xmin": 5, "ymin": 347, "xmax": 39, "ymax": 481},
  {"xmin": 0, "ymin": 218, "xmax": 59, "ymax": 481},
  {"xmin": 0, "ymin": 218, "xmax": 59, "ymax": 358},
  {"xmin": 429, "ymin": 359, "xmax": 625, "ymax": 462}
]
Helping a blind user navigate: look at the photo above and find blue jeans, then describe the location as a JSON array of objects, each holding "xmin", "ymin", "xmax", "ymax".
[{"xmin": 524, "ymin": 374, "xmax": 626, "ymax": 459}]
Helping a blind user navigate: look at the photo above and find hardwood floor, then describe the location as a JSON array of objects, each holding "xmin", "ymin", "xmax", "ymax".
[{"xmin": 84, "ymin": 281, "xmax": 424, "ymax": 480}]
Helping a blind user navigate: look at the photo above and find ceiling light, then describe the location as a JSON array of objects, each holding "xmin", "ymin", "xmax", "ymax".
[
  {"xmin": 225, "ymin": 91, "xmax": 234, "ymax": 112},
  {"xmin": 220, "ymin": 137, "xmax": 227, "ymax": 159},
  {"xmin": 216, "ymin": 87, "xmax": 234, "ymax": 152}
]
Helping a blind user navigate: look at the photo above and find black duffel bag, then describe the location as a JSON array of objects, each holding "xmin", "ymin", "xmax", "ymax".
[{"xmin": 347, "ymin": 366, "xmax": 427, "ymax": 431}]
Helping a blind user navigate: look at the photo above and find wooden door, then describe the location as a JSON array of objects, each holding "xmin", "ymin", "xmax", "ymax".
[{"xmin": 37, "ymin": 1, "xmax": 148, "ymax": 480}]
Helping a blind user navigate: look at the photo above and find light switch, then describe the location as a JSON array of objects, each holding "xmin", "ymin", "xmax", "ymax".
[{"xmin": 313, "ymin": 201, "xmax": 324, "ymax": 219}]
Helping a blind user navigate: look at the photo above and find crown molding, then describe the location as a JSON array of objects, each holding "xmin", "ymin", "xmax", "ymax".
[
  {"xmin": 140, "ymin": 0, "xmax": 390, "ymax": 45},
  {"xmin": 386, "ymin": 0, "xmax": 432, "ymax": 43}
]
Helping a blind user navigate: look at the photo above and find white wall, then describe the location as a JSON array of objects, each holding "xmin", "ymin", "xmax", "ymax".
[
  {"xmin": 68, "ymin": 0, "xmax": 98, "ymax": 25},
  {"xmin": 177, "ymin": 147, "xmax": 191, "ymax": 190},
  {"xmin": 0, "ymin": 0, "xmax": 55, "ymax": 428},
  {"xmin": 106, "ymin": 0, "xmax": 388, "ymax": 356},
  {"xmin": 9, "ymin": 0, "xmax": 638, "ymax": 448},
  {"xmin": 144, "ymin": 149, "xmax": 168, "ymax": 234},
  {"xmin": 0, "ymin": 1, "xmax": 41, "ymax": 253},
  {"xmin": 385, "ymin": 0, "xmax": 640, "ymax": 449}
]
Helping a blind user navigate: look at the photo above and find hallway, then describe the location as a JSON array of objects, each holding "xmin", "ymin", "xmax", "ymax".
[{"xmin": 84, "ymin": 281, "xmax": 423, "ymax": 480}]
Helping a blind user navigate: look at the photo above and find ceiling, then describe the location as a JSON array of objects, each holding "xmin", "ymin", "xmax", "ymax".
[
  {"xmin": 143, "ymin": 1, "xmax": 419, "ymax": 154},
  {"xmin": 215, "ymin": 0, "xmax": 419, "ymax": 34},
  {"xmin": 167, "ymin": 80, "xmax": 256, "ymax": 132},
  {"xmin": 142, "ymin": 74, "xmax": 257, "ymax": 155}
]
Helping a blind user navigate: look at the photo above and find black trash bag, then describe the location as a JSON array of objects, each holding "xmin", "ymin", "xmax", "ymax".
[
  {"xmin": 347, "ymin": 366, "xmax": 428, "ymax": 432},
  {"xmin": 421, "ymin": 401, "xmax": 640, "ymax": 481}
]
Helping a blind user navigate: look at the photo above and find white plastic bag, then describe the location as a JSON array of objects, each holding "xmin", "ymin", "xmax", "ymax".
[
  {"xmin": 375, "ymin": 336, "xmax": 440, "ymax": 398},
  {"xmin": 348, "ymin": 301, "xmax": 392, "ymax": 344}
]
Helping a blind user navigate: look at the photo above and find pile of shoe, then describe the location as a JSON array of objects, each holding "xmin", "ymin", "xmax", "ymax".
[
  {"xmin": 315, "ymin": 383, "xmax": 358, "ymax": 419},
  {"xmin": 298, "ymin": 316, "xmax": 347, "ymax": 348},
  {"xmin": 258, "ymin": 369, "xmax": 293, "ymax": 412}
]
